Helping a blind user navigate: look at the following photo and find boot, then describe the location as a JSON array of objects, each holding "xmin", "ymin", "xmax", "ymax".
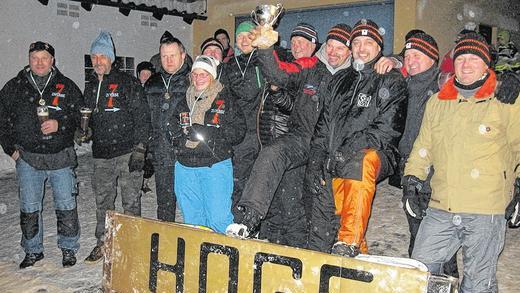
[
  {"xmin": 62, "ymin": 249, "xmax": 77, "ymax": 267},
  {"xmin": 84, "ymin": 242, "xmax": 104, "ymax": 263},
  {"xmin": 19, "ymin": 252, "xmax": 44, "ymax": 269},
  {"xmin": 331, "ymin": 241, "xmax": 360, "ymax": 258},
  {"xmin": 226, "ymin": 206, "xmax": 262, "ymax": 238}
]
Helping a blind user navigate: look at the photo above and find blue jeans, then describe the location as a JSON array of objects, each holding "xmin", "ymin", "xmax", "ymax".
[
  {"xmin": 412, "ymin": 208, "xmax": 505, "ymax": 293},
  {"xmin": 16, "ymin": 158, "xmax": 80, "ymax": 254},
  {"xmin": 175, "ymin": 159, "xmax": 233, "ymax": 233}
]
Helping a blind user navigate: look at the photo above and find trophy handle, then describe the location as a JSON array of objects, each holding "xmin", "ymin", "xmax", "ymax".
[
  {"xmin": 251, "ymin": 10, "xmax": 259, "ymax": 26},
  {"xmin": 270, "ymin": 4, "xmax": 284, "ymax": 27}
]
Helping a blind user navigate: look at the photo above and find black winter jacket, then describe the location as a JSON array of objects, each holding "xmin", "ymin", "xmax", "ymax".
[
  {"xmin": 0, "ymin": 66, "xmax": 82, "ymax": 156},
  {"xmin": 84, "ymin": 69, "xmax": 150, "ymax": 159},
  {"xmin": 170, "ymin": 85, "xmax": 246, "ymax": 167},
  {"xmin": 256, "ymin": 48, "xmax": 334, "ymax": 146},
  {"xmin": 145, "ymin": 62, "xmax": 190, "ymax": 166},
  {"xmin": 311, "ymin": 56, "xmax": 408, "ymax": 181}
]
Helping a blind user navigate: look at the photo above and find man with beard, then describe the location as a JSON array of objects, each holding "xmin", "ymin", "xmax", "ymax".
[
  {"xmin": 306, "ymin": 19, "xmax": 407, "ymax": 257},
  {"xmin": 83, "ymin": 31, "xmax": 149, "ymax": 263},
  {"xmin": 226, "ymin": 24, "xmax": 354, "ymax": 248},
  {"xmin": 144, "ymin": 31, "xmax": 190, "ymax": 223}
]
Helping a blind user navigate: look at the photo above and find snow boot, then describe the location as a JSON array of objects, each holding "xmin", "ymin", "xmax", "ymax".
[
  {"xmin": 331, "ymin": 241, "xmax": 361, "ymax": 257},
  {"xmin": 62, "ymin": 249, "xmax": 76, "ymax": 267},
  {"xmin": 84, "ymin": 243, "xmax": 104, "ymax": 263},
  {"xmin": 19, "ymin": 252, "xmax": 44, "ymax": 269}
]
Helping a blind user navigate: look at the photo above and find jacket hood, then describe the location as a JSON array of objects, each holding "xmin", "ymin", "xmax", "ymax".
[{"xmin": 315, "ymin": 43, "xmax": 352, "ymax": 75}]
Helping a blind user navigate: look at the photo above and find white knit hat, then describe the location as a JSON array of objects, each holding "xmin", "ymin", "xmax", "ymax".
[{"xmin": 191, "ymin": 55, "xmax": 220, "ymax": 79}]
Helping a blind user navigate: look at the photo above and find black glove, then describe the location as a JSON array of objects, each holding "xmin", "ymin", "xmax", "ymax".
[
  {"xmin": 401, "ymin": 175, "xmax": 425, "ymax": 219},
  {"xmin": 326, "ymin": 150, "xmax": 352, "ymax": 177},
  {"xmin": 186, "ymin": 124, "xmax": 216, "ymax": 142},
  {"xmin": 128, "ymin": 145, "xmax": 146, "ymax": 173},
  {"xmin": 496, "ymin": 71, "xmax": 520, "ymax": 104},
  {"xmin": 74, "ymin": 128, "xmax": 92, "ymax": 145},
  {"xmin": 505, "ymin": 178, "xmax": 520, "ymax": 227},
  {"xmin": 304, "ymin": 150, "xmax": 328, "ymax": 194}
]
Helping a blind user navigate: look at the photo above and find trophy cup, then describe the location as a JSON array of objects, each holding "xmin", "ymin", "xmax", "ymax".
[
  {"xmin": 250, "ymin": 4, "xmax": 284, "ymax": 48},
  {"xmin": 37, "ymin": 105, "xmax": 51, "ymax": 140},
  {"xmin": 80, "ymin": 107, "xmax": 93, "ymax": 133}
]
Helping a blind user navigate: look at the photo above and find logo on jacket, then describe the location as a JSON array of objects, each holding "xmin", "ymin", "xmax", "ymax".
[
  {"xmin": 357, "ymin": 93, "xmax": 372, "ymax": 107},
  {"xmin": 211, "ymin": 100, "xmax": 225, "ymax": 125},
  {"xmin": 48, "ymin": 83, "xmax": 65, "ymax": 111},
  {"xmin": 303, "ymin": 84, "xmax": 317, "ymax": 95},
  {"xmin": 105, "ymin": 84, "xmax": 120, "ymax": 112}
]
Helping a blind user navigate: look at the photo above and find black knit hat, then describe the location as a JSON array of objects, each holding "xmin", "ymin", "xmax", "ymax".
[
  {"xmin": 29, "ymin": 41, "xmax": 55, "ymax": 57},
  {"xmin": 136, "ymin": 61, "xmax": 155, "ymax": 76},
  {"xmin": 160, "ymin": 30, "xmax": 175, "ymax": 44},
  {"xmin": 326, "ymin": 23, "xmax": 352, "ymax": 47},
  {"xmin": 453, "ymin": 32, "xmax": 491, "ymax": 66},
  {"xmin": 200, "ymin": 37, "xmax": 224, "ymax": 53},
  {"xmin": 404, "ymin": 32, "xmax": 439, "ymax": 61},
  {"xmin": 291, "ymin": 23, "xmax": 318, "ymax": 44},
  {"xmin": 351, "ymin": 19, "xmax": 384, "ymax": 49},
  {"xmin": 214, "ymin": 28, "xmax": 230, "ymax": 40}
]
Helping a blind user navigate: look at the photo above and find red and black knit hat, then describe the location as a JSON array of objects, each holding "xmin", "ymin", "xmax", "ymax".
[
  {"xmin": 326, "ymin": 23, "xmax": 352, "ymax": 47},
  {"xmin": 351, "ymin": 19, "xmax": 384, "ymax": 49},
  {"xmin": 404, "ymin": 32, "xmax": 439, "ymax": 61},
  {"xmin": 453, "ymin": 32, "xmax": 491, "ymax": 66}
]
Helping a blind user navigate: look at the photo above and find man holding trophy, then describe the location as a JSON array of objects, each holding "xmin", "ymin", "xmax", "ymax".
[
  {"xmin": 226, "ymin": 4, "xmax": 355, "ymax": 245},
  {"xmin": 0, "ymin": 41, "xmax": 83, "ymax": 268}
]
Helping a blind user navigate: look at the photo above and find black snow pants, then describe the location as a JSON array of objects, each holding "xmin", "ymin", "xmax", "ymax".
[{"xmin": 153, "ymin": 163, "xmax": 176, "ymax": 222}]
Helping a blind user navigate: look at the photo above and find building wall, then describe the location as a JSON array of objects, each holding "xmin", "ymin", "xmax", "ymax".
[
  {"xmin": 0, "ymin": 0, "xmax": 193, "ymax": 90},
  {"xmin": 192, "ymin": 0, "xmax": 417, "ymax": 56}
]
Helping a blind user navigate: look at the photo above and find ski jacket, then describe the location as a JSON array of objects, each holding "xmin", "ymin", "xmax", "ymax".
[{"xmin": 84, "ymin": 69, "xmax": 149, "ymax": 159}]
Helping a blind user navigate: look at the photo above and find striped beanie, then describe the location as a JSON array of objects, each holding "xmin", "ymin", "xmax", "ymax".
[
  {"xmin": 404, "ymin": 32, "xmax": 439, "ymax": 61},
  {"xmin": 291, "ymin": 23, "xmax": 318, "ymax": 44},
  {"xmin": 351, "ymin": 19, "xmax": 384, "ymax": 49},
  {"xmin": 326, "ymin": 23, "xmax": 352, "ymax": 47},
  {"xmin": 200, "ymin": 37, "xmax": 224, "ymax": 53},
  {"xmin": 453, "ymin": 32, "xmax": 491, "ymax": 66}
]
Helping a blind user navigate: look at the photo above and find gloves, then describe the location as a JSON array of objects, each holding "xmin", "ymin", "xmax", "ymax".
[
  {"xmin": 505, "ymin": 178, "xmax": 520, "ymax": 227},
  {"xmin": 401, "ymin": 175, "xmax": 425, "ymax": 219},
  {"xmin": 251, "ymin": 26, "xmax": 279, "ymax": 49},
  {"xmin": 496, "ymin": 71, "xmax": 520, "ymax": 104},
  {"xmin": 74, "ymin": 128, "xmax": 92, "ymax": 145},
  {"xmin": 326, "ymin": 150, "xmax": 352, "ymax": 178},
  {"xmin": 305, "ymin": 150, "xmax": 328, "ymax": 194},
  {"xmin": 128, "ymin": 145, "xmax": 146, "ymax": 173},
  {"xmin": 186, "ymin": 124, "xmax": 216, "ymax": 142}
]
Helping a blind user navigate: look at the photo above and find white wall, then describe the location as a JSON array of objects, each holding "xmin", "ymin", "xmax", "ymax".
[
  {"xmin": 0, "ymin": 0, "xmax": 193, "ymax": 90},
  {"xmin": 0, "ymin": 0, "xmax": 193, "ymax": 170}
]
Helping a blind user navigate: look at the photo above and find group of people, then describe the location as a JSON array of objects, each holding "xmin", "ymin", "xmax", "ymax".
[{"xmin": 1, "ymin": 12, "xmax": 520, "ymax": 293}]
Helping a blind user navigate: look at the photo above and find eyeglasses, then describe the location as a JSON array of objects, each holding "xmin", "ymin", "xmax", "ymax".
[{"xmin": 191, "ymin": 72, "xmax": 210, "ymax": 79}]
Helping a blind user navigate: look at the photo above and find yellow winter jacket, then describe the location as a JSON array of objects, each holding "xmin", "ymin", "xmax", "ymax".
[{"xmin": 404, "ymin": 71, "xmax": 520, "ymax": 214}]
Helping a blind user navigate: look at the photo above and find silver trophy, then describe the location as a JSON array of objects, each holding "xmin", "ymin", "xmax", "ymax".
[
  {"xmin": 250, "ymin": 4, "xmax": 284, "ymax": 48},
  {"xmin": 251, "ymin": 4, "xmax": 284, "ymax": 27}
]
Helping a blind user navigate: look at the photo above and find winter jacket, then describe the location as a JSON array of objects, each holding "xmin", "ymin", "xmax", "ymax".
[
  {"xmin": 404, "ymin": 70, "xmax": 520, "ymax": 214},
  {"xmin": 145, "ymin": 62, "xmax": 190, "ymax": 166},
  {"xmin": 311, "ymin": 55, "xmax": 408, "ymax": 181},
  {"xmin": 0, "ymin": 66, "xmax": 82, "ymax": 157},
  {"xmin": 171, "ymin": 84, "xmax": 246, "ymax": 167},
  {"xmin": 84, "ymin": 69, "xmax": 149, "ymax": 159},
  {"xmin": 390, "ymin": 65, "xmax": 440, "ymax": 188},
  {"xmin": 256, "ymin": 45, "xmax": 350, "ymax": 146}
]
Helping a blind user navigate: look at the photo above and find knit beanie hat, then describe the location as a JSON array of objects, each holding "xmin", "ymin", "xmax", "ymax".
[
  {"xmin": 291, "ymin": 23, "xmax": 318, "ymax": 44},
  {"xmin": 136, "ymin": 61, "xmax": 154, "ymax": 76},
  {"xmin": 404, "ymin": 32, "xmax": 439, "ymax": 61},
  {"xmin": 192, "ymin": 55, "xmax": 220, "ymax": 80},
  {"xmin": 29, "ymin": 41, "xmax": 55, "ymax": 57},
  {"xmin": 326, "ymin": 23, "xmax": 352, "ymax": 47},
  {"xmin": 90, "ymin": 31, "xmax": 115, "ymax": 62},
  {"xmin": 200, "ymin": 37, "xmax": 224, "ymax": 53},
  {"xmin": 236, "ymin": 21, "xmax": 255, "ymax": 37},
  {"xmin": 160, "ymin": 30, "xmax": 176, "ymax": 44},
  {"xmin": 453, "ymin": 32, "xmax": 491, "ymax": 66},
  {"xmin": 214, "ymin": 28, "xmax": 230, "ymax": 40},
  {"xmin": 351, "ymin": 19, "xmax": 384, "ymax": 50}
]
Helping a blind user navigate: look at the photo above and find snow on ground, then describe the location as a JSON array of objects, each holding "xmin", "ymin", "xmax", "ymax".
[{"xmin": 0, "ymin": 153, "xmax": 519, "ymax": 292}]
